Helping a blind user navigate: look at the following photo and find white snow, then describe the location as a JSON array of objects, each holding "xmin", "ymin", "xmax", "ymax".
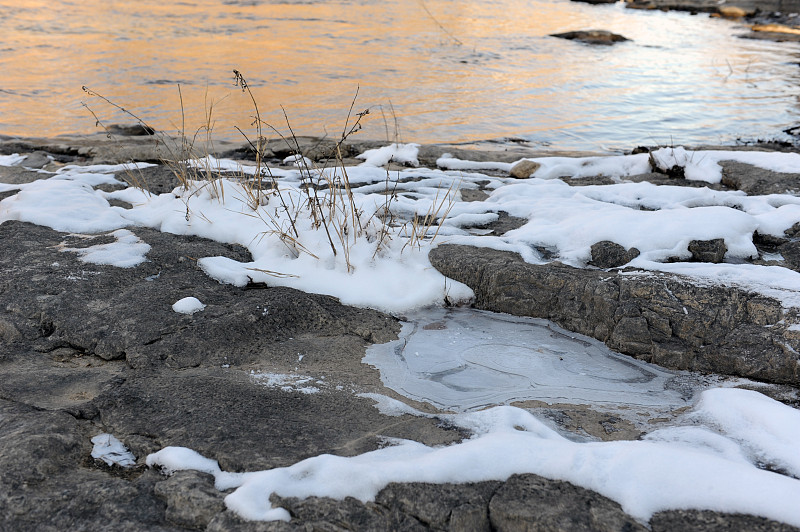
[
  {"xmin": 91, "ymin": 434, "xmax": 137, "ymax": 468},
  {"xmin": 172, "ymin": 296, "xmax": 206, "ymax": 314},
  {"xmin": 145, "ymin": 388, "xmax": 800, "ymax": 526},
  {"xmin": 437, "ymin": 147, "xmax": 800, "ymax": 185},
  {"xmin": 436, "ymin": 153, "xmax": 514, "ymax": 173},
  {"xmin": 59, "ymin": 229, "xmax": 150, "ymax": 267},
  {"xmin": 250, "ymin": 372, "xmax": 322, "ymax": 394},
  {"xmin": 0, "ymin": 179, "xmax": 131, "ymax": 233},
  {"xmin": 0, "ymin": 153, "xmax": 28, "ymax": 166},
  {"xmin": 1, "ymin": 144, "xmax": 799, "ymax": 310},
  {"xmin": 688, "ymin": 388, "xmax": 800, "ymax": 478},
  {"xmin": 357, "ymin": 143, "xmax": 420, "ymax": 167}
]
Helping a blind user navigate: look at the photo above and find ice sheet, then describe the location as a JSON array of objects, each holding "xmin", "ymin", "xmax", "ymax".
[{"xmin": 364, "ymin": 308, "xmax": 729, "ymax": 417}]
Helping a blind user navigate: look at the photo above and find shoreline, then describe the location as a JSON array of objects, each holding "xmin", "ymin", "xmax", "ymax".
[{"xmin": 1, "ymin": 129, "xmax": 797, "ymax": 167}]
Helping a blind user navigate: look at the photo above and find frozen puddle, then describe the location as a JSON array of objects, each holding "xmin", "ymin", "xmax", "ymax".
[{"xmin": 365, "ymin": 308, "xmax": 728, "ymax": 419}]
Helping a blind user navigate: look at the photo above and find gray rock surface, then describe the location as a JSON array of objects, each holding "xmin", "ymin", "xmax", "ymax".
[
  {"xmin": 0, "ymin": 132, "xmax": 600, "ymax": 171},
  {"xmin": 0, "ymin": 218, "xmax": 463, "ymax": 530},
  {"xmin": 741, "ymin": 28, "xmax": 800, "ymax": 42},
  {"xmin": 429, "ymin": 244, "xmax": 800, "ymax": 385},
  {"xmin": 623, "ymin": 0, "xmax": 800, "ymax": 14},
  {"xmin": 154, "ymin": 471, "xmax": 226, "ymax": 529},
  {"xmin": 625, "ymin": 0, "xmax": 721, "ymax": 12},
  {"xmin": 0, "ymin": 399, "xmax": 176, "ymax": 532},
  {"xmin": 489, "ymin": 474, "xmax": 645, "ymax": 532},
  {"xmin": 375, "ymin": 481, "xmax": 500, "ymax": 530},
  {"xmin": 721, "ymin": 160, "xmax": 800, "ymax": 195},
  {"xmin": 470, "ymin": 211, "xmax": 529, "ymax": 236},
  {"xmin": 651, "ymin": 509, "xmax": 800, "ymax": 531}
]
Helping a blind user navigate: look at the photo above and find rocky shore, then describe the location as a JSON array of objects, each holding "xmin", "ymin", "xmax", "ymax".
[
  {"xmin": 1, "ymin": 131, "xmax": 800, "ymax": 531},
  {"xmin": 568, "ymin": 0, "xmax": 800, "ymax": 42}
]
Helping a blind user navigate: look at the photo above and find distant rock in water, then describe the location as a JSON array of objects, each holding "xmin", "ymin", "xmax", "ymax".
[
  {"xmin": 107, "ymin": 123, "xmax": 156, "ymax": 136},
  {"xmin": 742, "ymin": 23, "xmax": 800, "ymax": 42},
  {"xmin": 551, "ymin": 30, "xmax": 630, "ymax": 45},
  {"xmin": 571, "ymin": 0, "xmax": 619, "ymax": 4}
]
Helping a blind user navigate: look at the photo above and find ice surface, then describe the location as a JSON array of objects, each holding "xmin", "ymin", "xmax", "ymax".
[
  {"xmin": 363, "ymin": 308, "xmax": 726, "ymax": 419},
  {"xmin": 91, "ymin": 434, "xmax": 136, "ymax": 467},
  {"xmin": 172, "ymin": 296, "xmax": 206, "ymax": 314}
]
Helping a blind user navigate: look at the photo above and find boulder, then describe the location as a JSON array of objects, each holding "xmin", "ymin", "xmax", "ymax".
[
  {"xmin": 688, "ymin": 238, "xmax": 727, "ymax": 263},
  {"xmin": 589, "ymin": 241, "xmax": 641, "ymax": 268},
  {"xmin": 429, "ymin": 244, "xmax": 800, "ymax": 385},
  {"xmin": 509, "ymin": 160, "xmax": 541, "ymax": 179}
]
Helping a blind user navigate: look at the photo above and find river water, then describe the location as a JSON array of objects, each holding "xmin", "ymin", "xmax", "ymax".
[{"xmin": 1, "ymin": 0, "xmax": 799, "ymax": 152}]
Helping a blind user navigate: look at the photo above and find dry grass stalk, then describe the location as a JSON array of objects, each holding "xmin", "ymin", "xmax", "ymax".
[
  {"xmin": 83, "ymin": 74, "xmax": 458, "ymax": 278},
  {"xmin": 402, "ymin": 178, "xmax": 460, "ymax": 252}
]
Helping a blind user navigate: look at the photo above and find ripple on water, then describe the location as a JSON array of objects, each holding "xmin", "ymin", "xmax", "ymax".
[{"xmin": 0, "ymin": 0, "xmax": 798, "ymax": 149}]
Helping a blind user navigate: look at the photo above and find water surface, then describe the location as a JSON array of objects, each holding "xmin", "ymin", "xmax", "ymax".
[{"xmin": 1, "ymin": 0, "xmax": 799, "ymax": 151}]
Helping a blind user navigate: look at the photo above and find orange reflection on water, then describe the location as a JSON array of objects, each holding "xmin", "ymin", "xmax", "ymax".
[{"xmin": 0, "ymin": 0, "xmax": 798, "ymax": 150}]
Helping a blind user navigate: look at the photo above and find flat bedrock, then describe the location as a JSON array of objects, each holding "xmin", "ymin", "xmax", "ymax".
[{"xmin": 3, "ymin": 135, "xmax": 800, "ymax": 530}]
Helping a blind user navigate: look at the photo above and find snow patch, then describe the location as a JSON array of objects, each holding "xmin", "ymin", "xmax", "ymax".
[
  {"xmin": 91, "ymin": 434, "xmax": 137, "ymax": 468},
  {"xmin": 357, "ymin": 143, "xmax": 420, "ymax": 167},
  {"xmin": 250, "ymin": 372, "xmax": 322, "ymax": 394},
  {"xmin": 59, "ymin": 229, "xmax": 150, "ymax": 267},
  {"xmin": 0, "ymin": 153, "xmax": 28, "ymax": 166},
  {"xmin": 172, "ymin": 297, "xmax": 206, "ymax": 315}
]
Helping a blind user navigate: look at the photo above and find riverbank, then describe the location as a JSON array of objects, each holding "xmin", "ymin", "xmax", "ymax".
[
  {"xmin": 613, "ymin": 0, "xmax": 800, "ymax": 40},
  {"xmin": 2, "ymin": 132, "xmax": 800, "ymax": 530}
]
